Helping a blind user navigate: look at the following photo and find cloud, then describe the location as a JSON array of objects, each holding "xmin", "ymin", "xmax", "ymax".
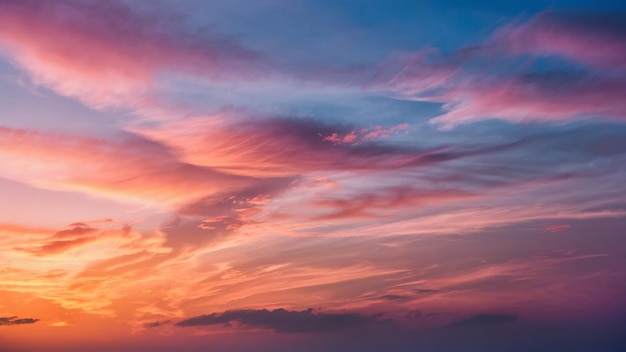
[
  {"xmin": 414, "ymin": 289, "xmax": 439, "ymax": 294},
  {"xmin": 492, "ymin": 12, "xmax": 626, "ymax": 70},
  {"xmin": 132, "ymin": 116, "xmax": 414, "ymax": 177},
  {"xmin": 179, "ymin": 178, "xmax": 295, "ymax": 218},
  {"xmin": 19, "ymin": 236, "xmax": 100, "ymax": 256},
  {"xmin": 0, "ymin": 223, "xmax": 51, "ymax": 238},
  {"xmin": 176, "ymin": 308, "xmax": 375, "ymax": 333},
  {"xmin": 378, "ymin": 12, "xmax": 626, "ymax": 128},
  {"xmin": 0, "ymin": 0, "xmax": 262, "ymax": 107},
  {"xmin": 322, "ymin": 123, "xmax": 409, "ymax": 145},
  {"xmin": 13, "ymin": 222, "xmax": 147, "ymax": 257},
  {"xmin": 369, "ymin": 50, "xmax": 455, "ymax": 97},
  {"xmin": 163, "ymin": 177, "xmax": 297, "ymax": 247},
  {"xmin": 0, "ymin": 316, "xmax": 40, "ymax": 326},
  {"xmin": 429, "ymin": 73, "xmax": 626, "ymax": 129},
  {"xmin": 0, "ymin": 219, "xmax": 173, "ymax": 315},
  {"xmin": 447, "ymin": 314, "xmax": 517, "ymax": 328},
  {"xmin": 376, "ymin": 295, "xmax": 411, "ymax": 302},
  {"xmin": 312, "ymin": 186, "xmax": 474, "ymax": 220},
  {"xmin": 545, "ymin": 224, "xmax": 571, "ymax": 233},
  {"xmin": 143, "ymin": 320, "xmax": 170, "ymax": 329},
  {"xmin": 0, "ymin": 126, "xmax": 252, "ymax": 206},
  {"xmin": 132, "ymin": 115, "xmax": 517, "ymax": 178},
  {"xmin": 2, "ymin": 1, "xmax": 624, "ymax": 131},
  {"xmin": 52, "ymin": 225, "xmax": 97, "ymax": 239}
]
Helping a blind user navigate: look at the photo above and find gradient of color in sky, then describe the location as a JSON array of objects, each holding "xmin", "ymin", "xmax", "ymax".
[{"xmin": 0, "ymin": 0, "xmax": 625, "ymax": 351}]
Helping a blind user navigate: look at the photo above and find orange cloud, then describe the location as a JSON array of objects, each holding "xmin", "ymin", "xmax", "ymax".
[{"xmin": 0, "ymin": 126, "xmax": 252, "ymax": 206}]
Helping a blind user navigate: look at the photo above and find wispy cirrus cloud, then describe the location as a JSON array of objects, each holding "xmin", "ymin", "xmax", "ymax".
[
  {"xmin": 0, "ymin": 219, "xmax": 172, "ymax": 314},
  {"xmin": 428, "ymin": 73, "xmax": 626, "ymax": 129},
  {"xmin": 492, "ymin": 12, "xmax": 626, "ymax": 70},
  {"xmin": 13, "ymin": 223, "xmax": 136, "ymax": 257},
  {"xmin": 0, "ymin": 0, "xmax": 262, "ymax": 108},
  {"xmin": 131, "ymin": 114, "xmax": 526, "ymax": 178},
  {"xmin": 0, "ymin": 126, "xmax": 252, "ymax": 206},
  {"xmin": 130, "ymin": 116, "xmax": 419, "ymax": 177},
  {"xmin": 311, "ymin": 186, "xmax": 474, "ymax": 221}
]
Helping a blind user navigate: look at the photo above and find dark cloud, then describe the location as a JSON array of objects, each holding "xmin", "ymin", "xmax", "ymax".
[
  {"xmin": 0, "ymin": 316, "xmax": 39, "ymax": 326},
  {"xmin": 414, "ymin": 289, "xmax": 439, "ymax": 294},
  {"xmin": 377, "ymin": 294, "xmax": 410, "ymax": 301},
  {"xmin": 176, "ymin": 308, "xmax": 376, "ymax": 333},
  {"xmin": 143, "ymin": 320, "xmax": 170, "ymax": 329},
  {"xmin": 447, "ymin": 314, "xmax": 517, "ymax": 328}
]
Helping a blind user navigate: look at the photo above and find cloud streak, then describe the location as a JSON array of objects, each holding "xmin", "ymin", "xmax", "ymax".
[
  {"xmin": 0, "ymin": 316, "xmax": 39, "ymax": 326},
  {"xmin": 132, "ymin": 115, "xmax": 524, "ymax": 178},
  {"xmin": 447, "ymin": 314, "xmax": 518, "ymax": 328},
  {"xmin": 0, "ymin": 126, "xmax": 252, "ymax": 206},
  {"xmin": 492, "ymin": 12, "xmax": 626, "ymax": 70},
  {"xmin": 176, "ymin": 308, "xmax": 376, "ymax": 333}
]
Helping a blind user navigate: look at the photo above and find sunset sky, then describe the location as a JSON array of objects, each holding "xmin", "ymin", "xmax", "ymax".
[{"xmin": 0, "ymin": 0, "xmax": 625, "ymax": 351}]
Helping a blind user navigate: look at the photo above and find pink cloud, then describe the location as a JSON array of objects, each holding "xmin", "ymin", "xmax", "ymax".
[
  {"xmin": 545, "ymin": 224, "xmax": 571, "ymax": 233},
  {"xmin": 0, "ymin": 0, "xmax": 260, "ymax": 107},
  {"xmin": 377, "ymin": 13, "xmax": 626, "ymax": 128},
  {"xmin": 0, "ymin": 126, "xmax": 252, "ymax": 205},
  {"xmin": 302, "ymin": 176, "xmax": 340, "ymax": 190},
  {"xmin": 323, "ymin": 131, "xmax": 357, "ymax": 144},
  {"xmin": 429, "ymin": 75, "xmax": 626, "ymax": 128},
  {"xmin": 312, "ymin": 186, "xmax": 474, "ymax": 221},
  {"xmin": 322, "ymin": 123, "xmax": 409, "ymax": 145},
  {"xmin": 492, "ymin": 12, "xmax": 626, "ymax": 70},
  {"xmin": 132, "ymin": 116, "xmax": 465, "ymax": 177}
]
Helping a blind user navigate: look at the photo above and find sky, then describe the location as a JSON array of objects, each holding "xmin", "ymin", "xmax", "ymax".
[{"xmin": 0, "ymin": 0, "xmax": 625, "ymax": 351}]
